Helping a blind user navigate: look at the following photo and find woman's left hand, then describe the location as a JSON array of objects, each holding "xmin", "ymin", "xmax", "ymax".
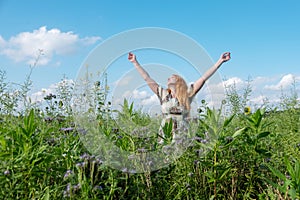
[{"xmin": 220, "ymin": 52, "xmax": 231, "ymax": 63}]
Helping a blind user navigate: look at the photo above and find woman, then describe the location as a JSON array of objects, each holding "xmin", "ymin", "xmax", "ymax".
[{"xmin": 128, "ymin": 52, "xmax": 231, "ymax": 144}]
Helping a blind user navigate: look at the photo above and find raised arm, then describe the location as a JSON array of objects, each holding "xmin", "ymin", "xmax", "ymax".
[
  {"xmin": 128, "ymin": 52, "xmax": 159, "ymax": 94},
  {"xmin": 192, "ymin": 52, "xmax": 231, "ymax": 96}
]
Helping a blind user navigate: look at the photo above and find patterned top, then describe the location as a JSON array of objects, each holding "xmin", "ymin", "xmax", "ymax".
[{"xmin": 156, "ymin": 85, "xmax": 195, "ymax": 143}]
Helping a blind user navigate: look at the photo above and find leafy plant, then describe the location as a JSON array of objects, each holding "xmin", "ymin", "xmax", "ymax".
[{"xmin": 266, "ymin": 157, "xmax": 300, "ymax": 199}]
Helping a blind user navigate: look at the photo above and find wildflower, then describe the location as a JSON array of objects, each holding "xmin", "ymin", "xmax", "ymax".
[
  {"xmin": 63, "ymin": 183, "xmax": 72, "ymax": 197},
  {"xmin": 57, "ymin": 116, "xmax": 65, "ymax": 123},
  {"xmin": 201, "ymin": 139, "xmax": 208, "ymax": 144},
  {"xmin": 244, "ymin": 106, "xmax": 251, "ymax": 115},
  {"xmin": 95, "ymin": 158, "xmax": 103, "ymax": 165},
  {"xmin": 44, "ymin": 116, "xmax": 54, "ymax": 122},
  {"xmin": 93, "ymin": 185, "xmax": 103, "ymax": 191},
  {"xmin": 147, "ymin": 160, "xmax": 153, "ymax": 166},
  {"xmin": 77, "ymin": 127, "xmax": 88, "ymax": 135},
  {"xmin": 128, "ymin": 154, "xmax": 135, "ymax": 160},
  {"xmin": 193, "ymin": 136, "xmax": 202, "ymax": 142},
  {"xmin": 76, "ymin": 163, "xmax": 82, "ymax": 168},
  {"xmin": 76, "ymin": 162, "xmax": 87, "ymax": 168},
  {"xmin": 175, "ymin": 138, "xmax": 184, "ymax": 145},
  {"xmin": 63, "ymin": 190, "xmax": 70, "ymax": 198},
  {"xmin": 204, "ymin": 131, "xmax": 209, "ymax": 138},
  {"xmin": 60, "ymin": 127, "xmax": 74, "ymax": 133},
  {"xmin": 188, "ymin": 172, "xmax": 194, "ymax": 177},
  {"xmin": 64, "ymin": 170, "xmax": 73, "ymax": 179},
  {"xmin": 137, "ymin": 148, "xmax": 147, "ymax": 153},
  {"xmin": 129, "ymin": 169, "xmax": 137, "ymax": 174},
  {"xmin": 73, "ymin": 183, "xmax": 81, "ymax": 191},
  {"xmin": 121, "ymin": 168, "xmax": 128, "ymax": 173},
  {"xmin": 80, "ymin": 153, "xmax": 90, "ymax": 160},
  {"xmin": 4, "ymin": 170, "xmax": 10, "ymax": 175}
]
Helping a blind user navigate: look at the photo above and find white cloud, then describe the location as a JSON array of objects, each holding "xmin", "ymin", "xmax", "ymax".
[
  {"xmin": 132, "ymin": 89, "xmax": 148, "ymax": 99},
  {"xmin": 121, "ymin": 90, "xmax": 132, "ymax": 99},
  {"xmin": 249, "ymin": 95, "xmax": 267, "ymax": 105},
  {"xmin": 31, "ymin": 78, "xmax": 74, "ymax": 103},
  {"xmin": 31, "ymin": 85, "xmax": 56, "ymax": 103},
  {"xmin": 121, "ymin": 89, "xmax": 156, "ymax": 104},
  {"xmin": 198, "ymin": 77, "xmax": 245, "ymax": 108},
  {"xmin": 194, "ymin": 74, "xmax": 300, "ymax": 109},
  {"xmin": 140, "ymin": 94, "xmax": 160, "ymax": 106},
  {"xmin": 115, "ymin": 76, "xmax": 133, "ymax": 87},
  {"xmin": 222, "ymin": 77, "xmax": 244, "ymax": 87},
  {"xmin": 265, "ymin": 74, "xmax": 297, "ymax": 90},
  {"xmin": 0, "ymin": 26, "xmax": 101, "ymax": 66},
  {"xmin": 0, "ymin": 36, "xmax": 5, "ymax": 46}
]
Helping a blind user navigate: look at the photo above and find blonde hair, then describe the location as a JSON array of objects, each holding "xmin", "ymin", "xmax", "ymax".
[{"xmin": 172, "ymin": 74, "xmax": 193, "ymax": 111}]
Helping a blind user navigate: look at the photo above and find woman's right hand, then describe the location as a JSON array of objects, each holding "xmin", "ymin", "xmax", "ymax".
[{"xmin": 128, "ymin": 52, "xmax": 137, "ymax": 63}]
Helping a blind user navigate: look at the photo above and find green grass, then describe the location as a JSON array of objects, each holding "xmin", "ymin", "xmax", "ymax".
[{"xmin": 0, "ymin": 69, "xmax": 299, "ymax": 199}]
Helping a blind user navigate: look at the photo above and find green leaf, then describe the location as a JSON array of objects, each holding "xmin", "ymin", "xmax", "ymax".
[
  {"xmin": 288, "ymin": 188, "xmax": 297, "ymax": 200},
  {"xmin": 223, "ymin": 114, "xmax": 235, "ymax": 127},
  {"xmin": 129, "ymin": 102, "xmax": 134, "ymax": 115},
  {"xmin": 255, "ymin": 148, "xmax": 271, "ymax": 157},
  {"xmin": 284, "ymin": 157, "xmax": 294, "ymax": 178},
  {"xmin": 267, "ymin": 164, "xmax": 286, "ymax": 181},
  {"xmin": 0, "ymin": 136, "xmax": 7, "ymax": 150},
  {"xmin": 43, "ymin": 186, "xmax": 50, "ymax": 200},
  {"xmin": 246, "ymin": 116, "xmax": 256, "ymax": 126},
  {"xmin": 247, "ymin": 109, "xmax": 263, "ymax": 128},
  {"xmin": 284, "ymin": 156, "xmax": 300, "ymax": 188},
  {"xmin": 257, "ymin": 131, "xmax": 270, "ymax": 140},
  {"xmin": 219, "ymin": 167, "xmax": 231, "ymax": 180},
  {"xmin": 163, "ymin": 119, "xmax": 173, "ymax": 138},
  {"xmin": 232, "ymin": 127, "xmax": 247, "ymax": 138}
]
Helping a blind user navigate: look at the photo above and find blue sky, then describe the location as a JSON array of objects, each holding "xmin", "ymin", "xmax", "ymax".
[{"xmin": 0, "ymin": 0, "xmax": 299, "ymax": 111}]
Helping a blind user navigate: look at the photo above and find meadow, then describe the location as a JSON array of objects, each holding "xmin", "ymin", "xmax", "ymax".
[{"xmin": 0, "ymin": 69, "xmax": 299, "ymax": 200}]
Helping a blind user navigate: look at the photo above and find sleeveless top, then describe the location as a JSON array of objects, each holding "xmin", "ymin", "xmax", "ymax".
[{"xmin": 156, "ymin": 85, "xmax": 195, "ymax": 143}]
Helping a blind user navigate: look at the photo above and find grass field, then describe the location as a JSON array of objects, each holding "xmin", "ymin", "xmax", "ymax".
[{"xmin": 0, "ymin": 70, "xmax": 299, "ymax": 199}]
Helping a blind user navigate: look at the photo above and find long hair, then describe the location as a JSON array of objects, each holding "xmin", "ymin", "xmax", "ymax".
[{"xmin": 172, "ymin": 74, "xmax": 193, "ymax": 111}]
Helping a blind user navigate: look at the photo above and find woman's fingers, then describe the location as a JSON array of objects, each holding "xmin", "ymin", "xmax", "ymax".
[{"xmin": 222, "ymin": 52, "xmax": 231, "ymax": 61}]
